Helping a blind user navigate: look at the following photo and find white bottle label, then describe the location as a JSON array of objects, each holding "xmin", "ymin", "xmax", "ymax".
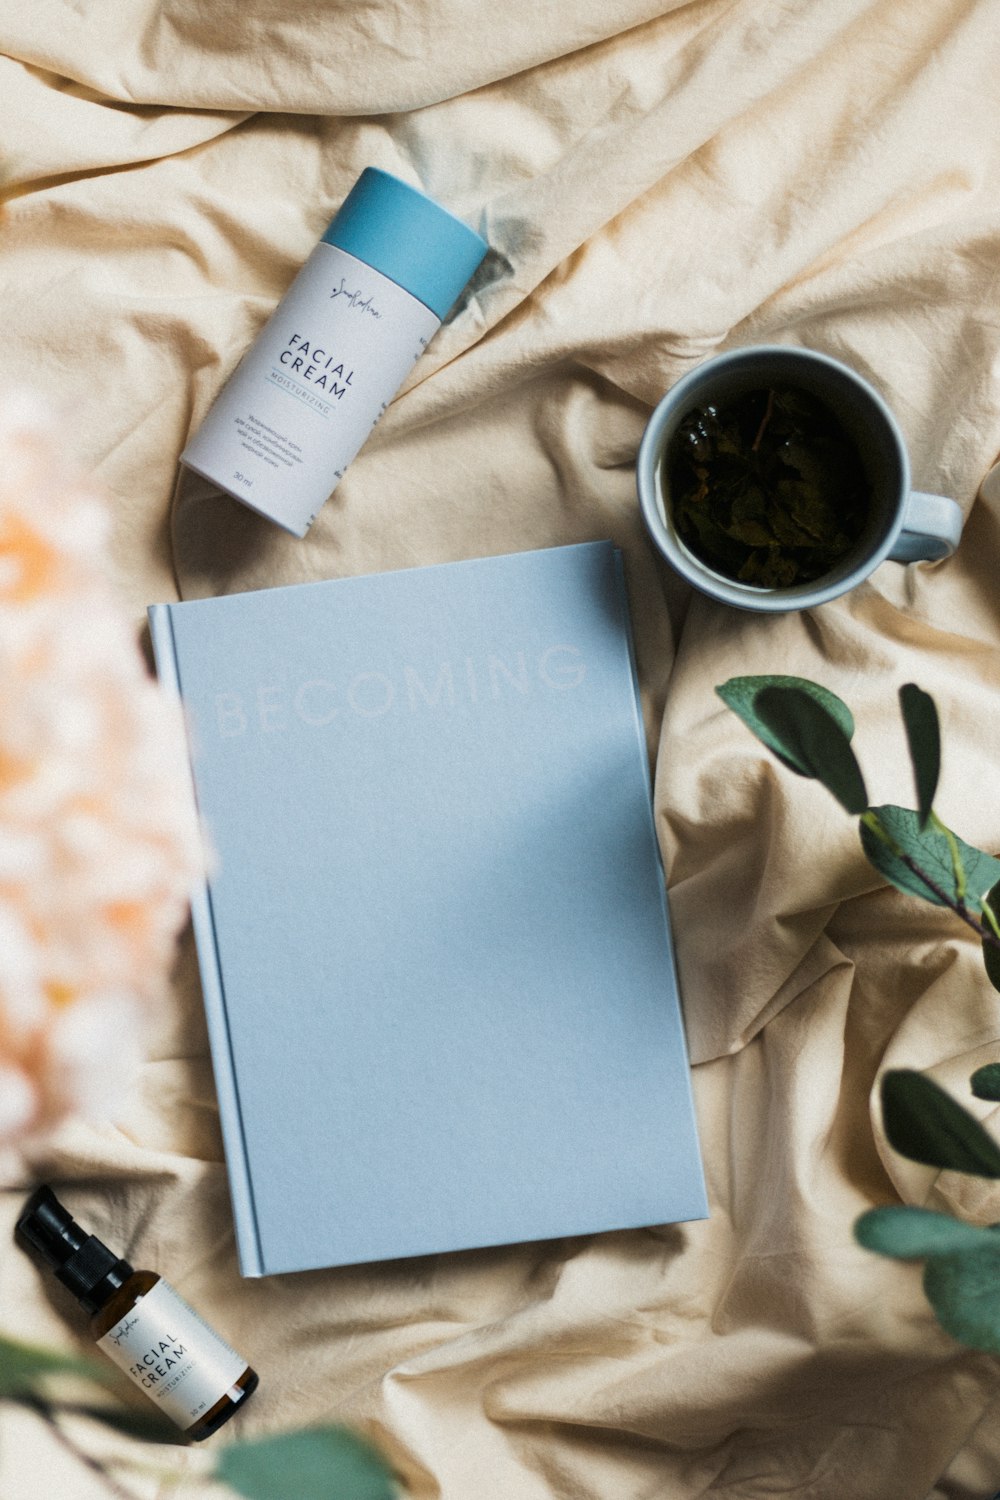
[
  {"xmin": 97, "ymin": 1278, "xmax": 247, "ymax": 1430},
  {"xmin": 181, "ymin": 242, "xmax": 442, "ymax": 536}
]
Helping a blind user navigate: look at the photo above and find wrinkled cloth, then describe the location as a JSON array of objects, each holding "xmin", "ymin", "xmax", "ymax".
[{"xmin": 3, "ymin": 1, "xmax": 1000, "ymax": 1496}]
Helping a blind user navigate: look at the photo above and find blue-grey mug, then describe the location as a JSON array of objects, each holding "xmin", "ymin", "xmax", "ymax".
[{"xmin": 636, "ymin": 345, "xmax": 963, "ymax": 613}]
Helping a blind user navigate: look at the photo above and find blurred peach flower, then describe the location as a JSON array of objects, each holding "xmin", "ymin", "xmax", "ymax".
[{"xmin": 0, "ymin": 390, "xmax": 202, "ymax": 1153}]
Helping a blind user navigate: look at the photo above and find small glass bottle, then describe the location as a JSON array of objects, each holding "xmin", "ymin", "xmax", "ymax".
[{"xmin": 16, "ymin": 1185, "xmax": 258, "ymax": 1442}]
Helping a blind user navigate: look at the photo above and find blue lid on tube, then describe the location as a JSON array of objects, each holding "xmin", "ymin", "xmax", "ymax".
[{"xmin": 322, "ymin": 168, "xmax": 489, "ymax": 321}]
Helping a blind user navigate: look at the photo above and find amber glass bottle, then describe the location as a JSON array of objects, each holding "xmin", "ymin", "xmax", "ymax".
[{"xmin": 17, "ymin": 1186, "xmax": 258, "ymax": 1441}]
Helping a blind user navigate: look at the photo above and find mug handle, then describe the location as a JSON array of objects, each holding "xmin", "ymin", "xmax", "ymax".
[{"xmin": 888, "ymin": 491, "xmax": 963, "ymax": 563}]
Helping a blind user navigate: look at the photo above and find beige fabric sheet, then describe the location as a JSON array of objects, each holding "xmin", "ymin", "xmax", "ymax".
[{"xmin": 3, "ymin": 1, "xmax": 1000, "ymax": 1495}]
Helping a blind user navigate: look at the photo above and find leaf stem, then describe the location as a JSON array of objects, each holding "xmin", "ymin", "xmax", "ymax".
[
  {"xmin": 982, "ymin": 896, "xmax": 1000, "ymax": 945},
  {"xmin": 930, "ymin": 810, "xmax": 968, "ymax": 904},
  {"xmin": 861, "ymin": 811, "xmax": 1000, "ymax": 952}
]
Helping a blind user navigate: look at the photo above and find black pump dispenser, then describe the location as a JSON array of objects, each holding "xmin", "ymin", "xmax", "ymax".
[{"xmin": 16, "ymin": 1186, "xmax": 133, "ymax": 1314}]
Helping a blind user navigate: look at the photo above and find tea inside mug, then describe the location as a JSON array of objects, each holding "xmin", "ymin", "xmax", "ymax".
[{"xmin": 662, "ymin": 385, "xmax": 870, "ymax": 588}]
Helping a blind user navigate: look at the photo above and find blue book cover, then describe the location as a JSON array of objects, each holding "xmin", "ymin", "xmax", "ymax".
[{"xmin": 149, "ymin": 543, "xmax": 707, "ymax": 1276}]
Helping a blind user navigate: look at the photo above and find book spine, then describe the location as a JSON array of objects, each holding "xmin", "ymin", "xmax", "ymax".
[{"xmin": 147, "ymin": 605, "xmax": 265, "ymax": 1277}]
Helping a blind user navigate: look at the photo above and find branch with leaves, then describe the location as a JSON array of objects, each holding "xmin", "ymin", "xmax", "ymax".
[
  {"xmin": 0, "ymin": 1332, "xmax": 399, "ymax": 1500},
  {"xmin": 719, "ymin": 675, "xmax": 1000, "ymax": 1354}
]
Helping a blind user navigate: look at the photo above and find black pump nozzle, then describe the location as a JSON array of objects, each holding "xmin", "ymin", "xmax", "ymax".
[
  {"xmin": 16, "ymin": 1186, "xmax": 133, "ymax": 1314},
  {"xmin": 16, "ymin": 1185, "xmax": 85, "ymax": 1264}
]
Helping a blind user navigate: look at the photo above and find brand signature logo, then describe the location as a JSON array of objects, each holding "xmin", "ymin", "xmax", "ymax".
[
  {"xmin": 108, "ymin": 1315, "xmax": 139, "ymax": 1347},
  {"xmin": 330, "ymin": 276, "xmax": 383, "ymax": 319}
]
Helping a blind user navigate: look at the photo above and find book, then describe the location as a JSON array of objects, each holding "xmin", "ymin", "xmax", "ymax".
[{"xmin": 149, "ymin": 542, "xmax": 707, "ymax": 1276}]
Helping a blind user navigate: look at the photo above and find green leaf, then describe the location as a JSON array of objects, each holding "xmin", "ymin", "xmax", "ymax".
[
  {"xmin": 752, "ymin": 686, "xmax": 868, "ymax": 814},
  {"xmin": 216, "ymin": 1427, "xmax": 398, "ymax": 1500},
  {"xmin": 860, "ymin": 806, "xmax": 1000, "ymax": 911},
  {"xmin": 854, "ymin": 1205, "xmax": 992, "ymax": 1260},
  {"xmin": 881, "ymin": 1070, "xmax": 1000, "ymax": 1177},
  {"xmin": 716, "ymin": 675, "xmax": 855, "ymax": 778},
  {"xmin": 898, "ymin": 684, "xmax": 940, "ymax": 829},
  {"xmin": 0, "ymin": 1335, "xmax": 105, "ymax": 1398},
  {"xmin": 971, "ymin": 1063, "xmax": 1000, "ymax": 1102},
  {"xmin": 982, "ymin": 878, "xmax": 1000, "ymax": 995},
  {"xmin": 986, "ymin": 944, "xmax": 1000, "ymax": 995},
  {"xmin": 923, "ymin": 1240, "xmax": 1000, "ymax": 1354}
]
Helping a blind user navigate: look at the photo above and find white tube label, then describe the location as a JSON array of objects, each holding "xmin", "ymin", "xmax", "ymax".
[
  {"xmin": 97, "ymin": 1279, "xmax": 247, "ymax": 1429},
  {"xmin": 181, "ymin": 243, "xmax": 442, "ymax": 536}
]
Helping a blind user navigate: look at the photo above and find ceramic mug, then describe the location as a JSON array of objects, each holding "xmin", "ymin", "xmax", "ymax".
[{"xmin": 636, "ymin": 345, "xmax": 963, "ymax": 613}]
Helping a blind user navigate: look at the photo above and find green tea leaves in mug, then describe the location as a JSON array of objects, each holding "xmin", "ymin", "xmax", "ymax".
[{"xmin": 664, "ymin": 385, "xmax": 869, "ymax": 588}]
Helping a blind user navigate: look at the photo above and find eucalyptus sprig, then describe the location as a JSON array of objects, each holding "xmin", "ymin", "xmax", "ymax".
[
  {"xmin": 717, "ymin": 676, "xmax": 1000, "ymax": 983},
  {"xmin": 718, "ymin": 674, "xmax": 1000, "ymax": 1354},
  {"xmin": 0, "ymin": 1332, "xmax": 399, "ymax": 1500}
]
